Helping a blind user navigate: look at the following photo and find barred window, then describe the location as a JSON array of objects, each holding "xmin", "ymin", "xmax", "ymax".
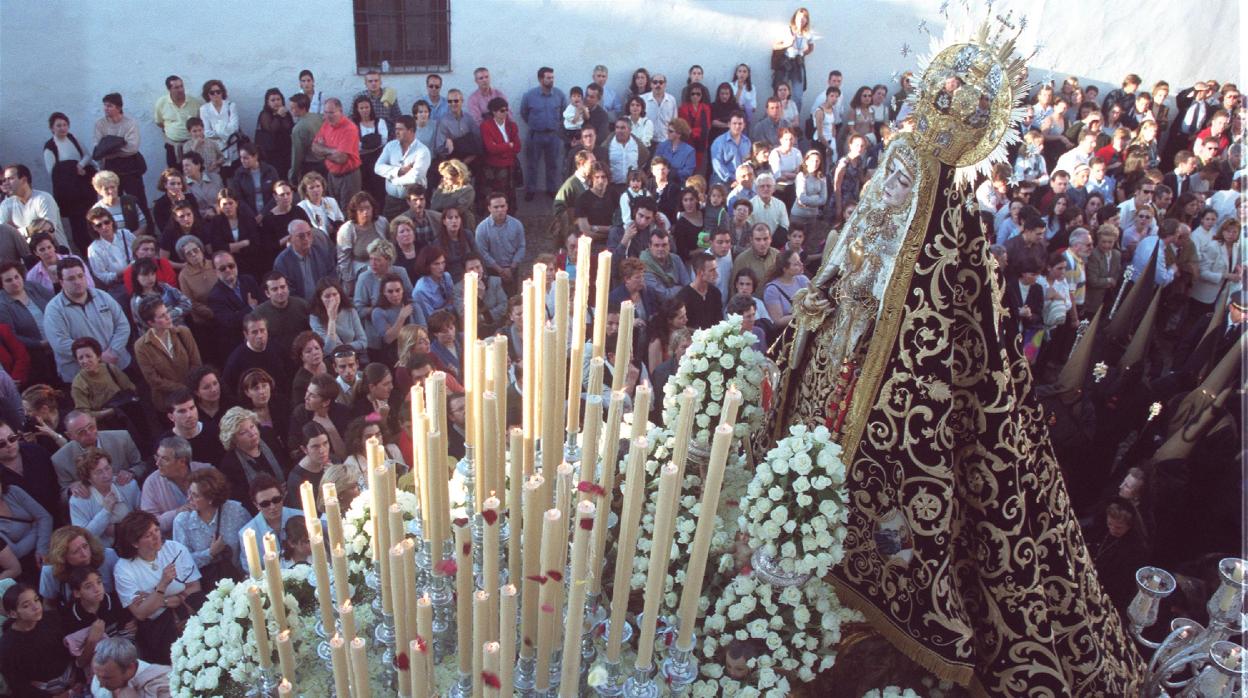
[{"xmin": 353, "ymin": 0, "xmax": 451, "ymax": 74}]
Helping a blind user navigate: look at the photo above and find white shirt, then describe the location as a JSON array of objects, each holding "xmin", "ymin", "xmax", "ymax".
[
  {"xmin": 199, "ymin": 101, "xmax": 239, "ymax": 161},
  {"xmin": 1054, "ymin": 148, "xmax": 1092, "ymax": 177},
  {"xmin": 374, "ymin": 138, "xmax": 432, "ymax": 198},
  {"xmin": 641, "ymin": 91, "xmax": 677, "ymax": 144},
  {"xmin": 90, "ymin": 660, "xmax": 171, "ymax": 698},
  {"xmin": 87, "ymin": 229, "xmax": 137, "ymax": 285},
  {"xmin": 0, "ymin": 190, "xmax": 67, "ymax": 247},
  {"xmin": 607, "ymin": 137, "xmax": 639, "ymax": 184},
  {"xmin": 114, "ymin": 539, "xmax": 201, "ymax": 619}
]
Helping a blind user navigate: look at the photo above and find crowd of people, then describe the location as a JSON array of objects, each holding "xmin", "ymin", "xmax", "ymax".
[{"xmin": 0, "ymin": 6, "xmax": 1241, "ymax": 695}]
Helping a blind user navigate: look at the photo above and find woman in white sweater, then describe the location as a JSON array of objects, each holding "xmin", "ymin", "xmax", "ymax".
[
  {"xmin": 68, "ymin": 448, "xmax": 140, "ymax": 548},
  {"xmin": 199, "ymin": 79, "xmax": 240, "ymax": 176},
  {"xmin": 1190, "ymin": 218, "xmax": 1243, "ymax": 314}
]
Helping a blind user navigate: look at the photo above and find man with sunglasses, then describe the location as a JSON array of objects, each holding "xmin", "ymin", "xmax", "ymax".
[
  {"xmin": 433, "ymin": 88, "xmax": 480, "ymax": 167},
  {"xmin": 641, "ymin": 74, "xmax": 677, "ymax": 147},
  {"xmin": 237, "ymin": 473, "xmax": 301, "ymax": 575},
  {"xmin": 205, "ymin": 251, "xmax": 262, "ymax": 352},
  {"xmin": 43, "ymin": 257, "xmax": 131, "ymax": 382},
  {"xmin": 0, "ymin": 164, "xmax": 66, "ymax": 248}
]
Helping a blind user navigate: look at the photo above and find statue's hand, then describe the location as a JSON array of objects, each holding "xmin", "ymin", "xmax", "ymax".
[{"xmin": 793, "ymin": 286, "xmax": 831, "ymax": 325}]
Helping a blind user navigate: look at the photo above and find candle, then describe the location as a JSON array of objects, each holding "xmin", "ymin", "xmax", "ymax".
[
  {"xmin": 389, "ymin": 543, "xmax": 409, "ymax": 689},
  {"xmin": 473, "ymin": 338, "xmax": 487, "ymax": 482},
  {"xmin": 627, "ymin": 384, "xmax": 652, "ymax": 443},
  {"xmin": 481, "ymin": 391, "xmax": 499, "ymax": 505},
  {"xmin": 586, "ymin": 357, "xmax": 605, "ymax": 407},
  {"xmin": 519, "ymin": 475, "xmax": 545, "ymax": 658},
  {"xmin": 675, "ymin": 424, "xmax": 735, "ymax": 649},
  {"xmin": 464, "ymin": 271, "xmax": 479, "ymax": 454},
  {"xmin": 534, "ymin": 508, "xmax": 566, "ymax": 693},
  {"xmin": 350, "ymin": 637, "xmax": 372, "ymax": 698},
  {"xmin": 309, "ymin": 532, "xmax": 335, "ymax": 635},
  {"xmin": 521, "ymin": 279, "xmax": 536, "ymax": 443},
  {"xmin": 606, "ymin": 437, "xmax": 649, "ymax": 662},
  {"xmin": 409, "ymin": 637, "xmax": 429, "ymax": 698},
  {"xmin": 375, "ymin": 464, "xmax": 393, "ymax": 617},
  {"xmin": 498, "ymin": 584, "xmax": 518, "ymax": 697},
  {"xmin": 424, "ymin": 426, "xmax": 444, "ymax": 553},
  {"xmin": 721, "ymin": 385, "xmax": 743, "ymax": 429},
  {"xmin": 367, "ymin": 442, "xmax": 382, "ymax": 562},
  {"xmin": 636, "ymin": 462, "xmax": 680, "ymax": 670},
  {"xmin": 322, "ymin": 483, "xmax": 344, "ymax": 551},
  {"xmin": 553, "ymin": 270, "xmax": 570, "ymax": 435},
  {"xmin": 329, "ymin": 634, "xmax": 350, "ymax": 698},
  {"xmin": 278, "ymin": 679, "xmax": 293, "ymax": 696},
  {"xmin": 389, "ymin": 503, "xmax": 406, "ymax": 555},
  {"xmin": 591, "ymin": 250, "xmax": 612, "ymax": 361},
  {"xmin": 264, "ymin": 551, "xmax": 288, "ymax": 631},
  {"xmin": 577, "ymin": 394, "xmax": 604, "ymax": 493},
  {"xmin": 299, "ymin": 481, "xmax": 319, "ymax": 536},
  {"xmin": 669, "ymin": 388, "xmax": 697, "ymax": 482},
  {"xmin": 472, "ymin": 590, "xmax": 490, "ymax": 697},
  {"xmin": 566, "ymin": 239, "xmax": 591, "ymax": 434},
  {"xmin": 247, "ymin": 586, "xmax": 272, "ymax": 670},
  {"xmin": 455, "ymin": 521, "xmax": 473, "ymax": 673},
  {"xmin": 610, "ymin": 301, "xmax": 634, "ymax": 393},
  {"xmin": 402, "ymin": 538, "xmax": 418, "ymax": 668},
  {"xmin": 339, "ymin": 600, "xmax": 357, "ymax": 647},
  {"xmin": 276, "ymin": 629, "xmax": 296, "ymax": 683},
  {"xmin": 331, "ymin": 545, "xmax": 350, "ymax": 608},
  {"xmin": 540, "ymin": 324, "xmax": 560, "ymax": 473},
  {"xmin": 483, "ymin": 640, "xmax": 502, "ymax": 698},
  {"xmin": 589, "ymin": 391, "xmax": 627, "ymax": 596},
  {"xmin": 532, "ymin": 265, "xmax": 548, "ymax": 439},
  {"xmin": 482, "ymin": 496, "xmax": 501, "ymax": 634},
  {"xmin": 243, "ymin": 528, "xmax": 262, "ymax": 580},
  {"xmin": 490, "ymin": 336, "xmax": 509, "ymax": 508},
  {"xmin": 559, "ymin": 500, "xmax": 596, "ymax": 696},
  {"xmin": 508, "ymin": 428, "xmax": 524, "ymax": 585},
  {"xmin": 555, "ymin": 461, "xmax": 574, "ymax": 523},
  {"xmin": 412, "ymin": 412, "xmax": 431, "ymax": 535},
  {"xmin": 415, "ymin": 595, "xmax": 433, "ymax": 693}
]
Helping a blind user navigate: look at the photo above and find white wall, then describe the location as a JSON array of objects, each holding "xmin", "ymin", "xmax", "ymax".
[{"xmin": 1, "ymin": 0, "xmax": 1238, "ymax": 193}]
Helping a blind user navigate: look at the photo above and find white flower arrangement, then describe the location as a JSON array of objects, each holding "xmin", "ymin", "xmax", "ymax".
[
  {"xmin": 169, "ymin": 569, "xmax": 318, "ymax": 697},
  {"xmin": 341, "ymin": 485, "xmax": 467, "ymax": 576},
  {"xmin": 662, "ymin": 315, "xmax": 768, "ymax": 444},
  {"xmin": 739, "ymin": 424, "xmax": 849, "ymax": 578},
  {"xmin": 862, "ymin": 686, "xmax": 924, "ymax": 698}
]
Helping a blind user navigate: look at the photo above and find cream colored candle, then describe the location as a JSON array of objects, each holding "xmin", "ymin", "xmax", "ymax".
[
  {"xmin": 521, "ymin": 279, "xmax": 536, "ymax": 442},
  {"xmin": 463, "ymin": 271, "xmax": 479, "ymax": 455},
  {"xmin": 589, "ymin": 390, "xmax": 628, "ymax": 596},
  {"xmin": 331, "ymin": 544, "xmax": 350, "ymax": 608},
  {"xmin": 482, "ymin": 495, "xmax": 501, "ymax": 640},
  {"xmin": 243, "ymin": 528, "xmax": 262, "ymax": 580},
  {"xmin": 277, "ymin": 679, "xmax": 293, "ymax": 696},
  {"xmin": 322, "ymin": 483, "xmax": 345, "ymax": 552},
  {"xmin": 518, "ymin": 475, "xmax": 545, "ymax": 658},
  {"xmin": 586, "ymin": 356, "xmax": 606, "ymax": 407},
  {"xmin": 299, "ymin": 481, "xmax": 319, "ymax": 535},
  {"xmin": 350, "ymin": 637, "xmax": 372, "ymax": 698},
  {"xmin": 675, "ymin": 424, "xmax": 735, "ymax": 650},
  {"xmin": 409, "ymin": 637, "xmax": 429, "ymax": 698},
  {"xmin": 375, "ymin": 464, "xmax": 393, "ymax": 617},
  {"xmin": 454, "ymin": 521, "xmax": 474, "ymax": 673},
  {"xmin": 508, "ymin": 428, "xmax": 524, "ymax": 585},
  {"xmin": 498, "ymin": 583, "xmax": 518, "ymax": 697},
  {"xmin": 577, "ymin": 394, "xmax": 604, "ymax": 495},
  {"xmin": 554, "ymin": 461, "xmax": 575, "ymax": 523},
  {"xmin": 389, "ymin": 543, "xmax": 409, "ymax": 691},
  {"xmin": 428, "ymin": 372, "xmax": 448, "ymax": 456},
  {"xmin": 559, "ymin": 500, "xmax": 596, "ymax": 697},
  {"xmin": 721, "ymin": 385, "xmax": 743, "ymax": 428},
  {"xmin": 402, "ymin": 538, "xmax": 418, "ymax": 665},
  {"xmin": 635, "ymin": 462, "xmax": 680, "ymax": 670},
  {"xmin": 329, "ymin": 634, "xmax": 350, "ymax": 698},
  {"xmin": 669, "ymin": 388, "xmax": 697, "ymax": 482},
  {"xmin": 532, "ymin": 265, "xmax": 548, "ymax": 439},
  {"xmin": 424, "ymin": 426, "xmax": 444, "ymax": 552},
  {"xmin": 481, "ymin": 391, "xmax": 499, "ymax": 505},
  {"xmin": 534, "ymin": 508, "xmax": 566, "ymax": 693},
  {"xmin": 490, "ymin": 336, "xmax": 509, "ymax": 508},
  {"xmin": 277, "ymin": 629, "xmax": 296, "ymax": 683},
  {"xmin": 540, "ymin": 324, "xmax": 560, "ymax": 473},
  {"xmin": 483, "ymin": 640, "xmax": 502, "ymax": 698},
  {"xmin": 610, "ymin": 301, "xmax": 634, "ymax": 393},
  {"xmin": 591, "ymin": 250, "xmax": 612, "ymax": 361},
  {"xmin": 605, "ymin": 437, "xmax": 649, "ymax": 662},
  {"xmin": 339, "ymin": 600, "xmax": 357, "ymax": 647},
  {"xmin": 565, "ymin": 238, "xmax": 591, "ymax": 434},
  {"xmin": 553, "ymin": 270, "xmax": 570, "ymax": 434},
  {"xmin": 263, "ymin": 551, "xmax": 288, "ymax": 631},
  {"xmin": 412, "ymin": 413, "xmax": 431, "ymax": 535},
  {"xmin": 472, "ymin": 590, "xmax": 490, "ymax": 697},
  {"xmin": 472, "ymin": 338, "xmax": 487, "ymax": 478},
  {"xmin": 628, "ymin": 384, "xmax": 652, "ymax": 443},
  {"xmin": 388, "ymin": 503, "xmax": 405, "ymax": 554},
  {"xmin": 367, "ymin": 441, "xmax": 382, "ymax": 562},
  {"xmin": 247, "ymin": 586, "xmax": 272, "ymax": 670},
  {"xmin": 415, "ymin": 595, "xmax": 433, "ymax": 691},
  {"xmin": 309, "ymin": 532, "xmax": 335, "ymax": 635}
]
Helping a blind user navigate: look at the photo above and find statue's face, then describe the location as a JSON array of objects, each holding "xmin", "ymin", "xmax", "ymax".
[{"xmin": 881, "ymin": 156, "xmax": 914, "ymax": 209}]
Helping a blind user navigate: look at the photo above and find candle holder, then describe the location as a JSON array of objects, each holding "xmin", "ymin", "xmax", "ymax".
[
  {"xmin": 314, "ymin": 618, "xmax": 336, "ymax": 693},
  {"xmin": 457, "ymin": 446, "xmax": 488, "ymax": 576},
  {"xmin": 751, "ymin": 547, "xmax": 812, "ymax": 588},
  {"xmin": 548, "ymin": 648, "xmax": 563, "ymax": 695},
  {"xmin": 375, "ymin": 610, "xmax": 396, "ymax": 691},
  {"xmin": 513, "ymin": 655, "xmax": 537, "ymax": 696},
  {"xmin": 662, "ymin": 637, "xmax": 699, "ymax": 697},
  {"xmin": 246, "ymin": 666, "xmax": 280, "ymax": 697},
  {"xmin": 580, "ymin": 593, "xmax": 606, "ymax": 692},
  {"xmin": 1129, "ymin": 557, "xmax": 1247, "ymax": 697},
  {"xmin": 563, "ymin": 432, "xmax": 582, "ymax": 469},
  {"xmin": 428, "ymin": 539, "xmax": 457, "ymax": 660},
  {"xmin": 592, "ymin": 616, "xmax": 635, "ymax": 647},
  {"xmin": 622, "ymin": 662, "xmax": 659, "ymax": 698},
  {"xmin": 593, "ymin": 658, "xmax": 624, "ymax": 697},
  {"xmin": 446, "ymin": 670, "xmax": 473, "ymax": 698}
]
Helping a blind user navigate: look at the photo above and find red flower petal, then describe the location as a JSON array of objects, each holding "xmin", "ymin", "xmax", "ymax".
[
  {"xmin": 525, "ymin": 574, "xmax": 547, "ymax": 585},
  {"xmin": 541, "ymin": 603, "xmax": 555, "ymax": 614},
  {"xmin": 413, "ymin": 635, "xmax": 428, "ymax": 654},
  {"xmin": 482, "ymin": 509, "xmax": 499, "ymax": 526},
  {"xmin": 523, "ymin": 637, "xmax": 534, "ymax": 647},
  {"xmin": 577, "ymin": 481, "xmax": 606, "ymax": 496},
  {"xmin": 453, "ymin": 517, "xmax": 469, "ymax": 527},
  {"xmin": 578, "ymin": 517, "xmax": 595, "ymax": 531},
  {"xmin": 461, "ymin": 542, "xmax": 472, "ymax": 557},
  {"xmin": 482, "ymin": 671, "xmax": 501, "ymax": 689},
  {"xmin": 436, "ymin": 559, "xmax": 458, "ymax": 576},
  {"xmin": 394, "ymin": 652, "xmax": 410, "ymax": 670},
  {"xmin": 547, "ymin": 570, "xmax": 563, "ymax": 582}
]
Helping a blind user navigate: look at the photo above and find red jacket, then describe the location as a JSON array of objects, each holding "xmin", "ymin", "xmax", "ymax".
[
  {"xmin": 481, "ymin": 118, "xmax": 521, "ymax": 168},
  {"xmin": 0, "ymin": 324, "xmax": 30, "ymax": 384},
  {"xmin": 123, "ymin": 258, "xmax": 178, "ymax": 294},
  {"xmin": 678, "ymin": 102, "xmax": 713, "ymax": 150}
]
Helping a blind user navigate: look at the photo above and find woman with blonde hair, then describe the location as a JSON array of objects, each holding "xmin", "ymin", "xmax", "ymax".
[
  {"xmin": 296, "ymin": 171, "xmax": 344, "ymax": 241},
  {"xmin": 218, "ymin": 406, "xmax": 288, "ymax": 508},
  {"xmin": 91, "ymin": 169, "xmax": 147, "ymax": 238},
  {"xmin": 39, "ymin": 526, "xmax": 119, "ymax": 603},
  {"xmin": 320, "ymin": 463, "xmax": 362, "ymax": 512},
  {"xmin": 431, "ymin": 159, "xmax": 476, "ymax": 229}
]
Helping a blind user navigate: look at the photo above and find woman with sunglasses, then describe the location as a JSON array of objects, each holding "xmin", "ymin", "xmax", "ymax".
[
  {"xmin": 199, "ymin": 79, "xmax": 240, "ymax": 179},
  {"xmin": 236, "ymin": 474, "xmax": 301, "ymax": 577},
  {"xmin": 113, "ymin": 509, "xmax": 201, "ymax": 664}
]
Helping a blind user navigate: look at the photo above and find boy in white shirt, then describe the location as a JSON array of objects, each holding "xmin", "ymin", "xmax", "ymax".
[{"xmin": 563, "ymin": 87, "xmax": 589, "ymax": 145}]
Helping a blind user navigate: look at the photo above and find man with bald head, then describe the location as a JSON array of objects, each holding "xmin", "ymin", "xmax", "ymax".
[
  {"xmin": 52, "ymin": 410, "xmax": 145, "ymax": 494},
  {"xmin": 275, "ymin": 219, "xmax": 336, "ymax": 300}
]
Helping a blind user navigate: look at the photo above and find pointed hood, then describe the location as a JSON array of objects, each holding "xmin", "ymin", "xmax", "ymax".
[
  {"xmin": 1153, "ymin": 385, "xmax": 1234, "ymax": 463},
  {"xmin": 1107, "ymin": 242, "xmax": 1158, "ymax": 343},
  {"xmin": 1166, "ymin": 333, "xmax": 1245, "ymax": 436},
  {"xmin": 1053, "ymin": 307, "xmax": 1103, "ymax": 403},
  {"xmin": 1118, "ymin": 289, "xmax": 1162, "ymax": 372}
]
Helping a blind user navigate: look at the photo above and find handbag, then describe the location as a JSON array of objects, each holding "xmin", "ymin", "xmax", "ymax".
[
  {"xmin": 103, "ymin": 365, "xmax": 141, "ymax": 409},
  {"xmin": 198, "ymin": 509, "xmax": 244, "ymax": 589}
]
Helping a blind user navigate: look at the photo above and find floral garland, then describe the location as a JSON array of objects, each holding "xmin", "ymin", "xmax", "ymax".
[
  {"xmin": 661, "ymin": 315, "xmax": 768, "ymax": 445},
  {"xmin": 739, "ymin": 424, "xmax": 849, "ymax": 578},
  {"xmin": 341, "ymin": 484, "xmax": 467, "ymax": 576}
]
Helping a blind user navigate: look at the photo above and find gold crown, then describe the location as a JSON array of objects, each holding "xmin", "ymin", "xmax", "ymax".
[{"xmin": 908, "ymin": 22, "xmax": 1028, "ymax": 170}]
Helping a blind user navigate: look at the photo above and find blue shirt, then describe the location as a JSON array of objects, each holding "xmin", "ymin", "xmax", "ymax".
[
  {"xmin": 413, "ymin": 272, "xmax": 456, "ymax": 319},
  {"xmin": 426, "ymin": 94, "xmax": 450, "ymax": 123},
  {"xmin": 710, "ymin": 132, "xmax": 751, "ymax": 185},
  {"xmin": 654, "ymin": 140, "xmax": 697, "ymax": 182},
  {"xmin": 238, "ymin": 507, "xmax": 303, "ymax": 574},
  {"xmin": 474, "ymin": 215, "xmax": 527, "ymax": 272},
  {"xmin": 520, "ymin": 86, "xmax": 568, "ymax": 133}
]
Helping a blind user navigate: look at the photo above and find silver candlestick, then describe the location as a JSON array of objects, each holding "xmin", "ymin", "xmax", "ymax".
[
  {"xmin": 514, "ymin": 654, "xmax": 538, "ymax": 696},
  {"xmin": 1129, "ymin": 557, "xmax": 1247, "ymax": 697},
  {"xmin": 563, "ymin": 431, "xmax": 582, "ymax": 468},
  {"xmin": 246, "ymin": 666, "xmax": 280, "ymax": 697},
  {"xmin": 427, "ymin": 539, "xmax": 456, "ymax": 659},
  {"xmin": 446, "ymin": 670, "xmax": 473, "ymax": 698},
  {"xmin": 622, "ymin": 662, "xmax": 659, "ymax": 698},
  {"xmin": 314, "ymin": 618, "xmax": 339, "ymax": 696},
  {"xmin": 594, "ymin": 658, "xmax": 625, "ymax": 697},
  {"xmin": 375, "ymin": 610, "xmax": 396, "ymax": 691},
  {"xmin": 663, "ymin": 639, "xmax": 699, "ymax": 697}
]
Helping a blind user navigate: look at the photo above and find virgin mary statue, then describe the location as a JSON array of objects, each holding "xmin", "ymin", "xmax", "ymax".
[{"xmin": 767, "ymin": 25, "xmax": 1143, "ymax": 696}]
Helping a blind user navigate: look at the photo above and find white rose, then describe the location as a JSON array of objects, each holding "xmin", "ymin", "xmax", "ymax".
[
  {"xmin": 792, "ymin": 476, "xmax": 811, "ymax": 493},
  {"xmin": 770, "ymin": 506, "xmax": 788, "ymax": 524},
  {"xmin": 796, "ymin": 493, "xmax": 813, "ymax": 507}
]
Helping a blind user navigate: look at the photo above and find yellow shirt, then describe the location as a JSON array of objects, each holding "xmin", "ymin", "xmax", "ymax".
[{"xmin": 154, "ymin": 95, "xmax": 203, "ymax": 142}]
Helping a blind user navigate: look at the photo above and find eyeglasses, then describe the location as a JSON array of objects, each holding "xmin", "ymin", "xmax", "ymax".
[
  {"xmin": 91, "ymin": 219, "xmax": 113, "ymax": 228},
  {"xmin": 447, "ymin": 99, "xmax": 461, "ymax": 103},
  {"xmin": 652, "ymin": 80, "xmax": 666, "ymax": 85},
  {"xmin": 0, "ymin": 434, "xmax": 20, "ymax": 445},
  {"xmin": 255, "ymin": 496, "xmax": 284, "ymax": 509},
  {"xmin": 209, "ymin": 89, "xmax": 223, "ymax": 95},
  {"xmin": 216, "ymin": 263, "xmax": 236, "ymax": 271}
]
